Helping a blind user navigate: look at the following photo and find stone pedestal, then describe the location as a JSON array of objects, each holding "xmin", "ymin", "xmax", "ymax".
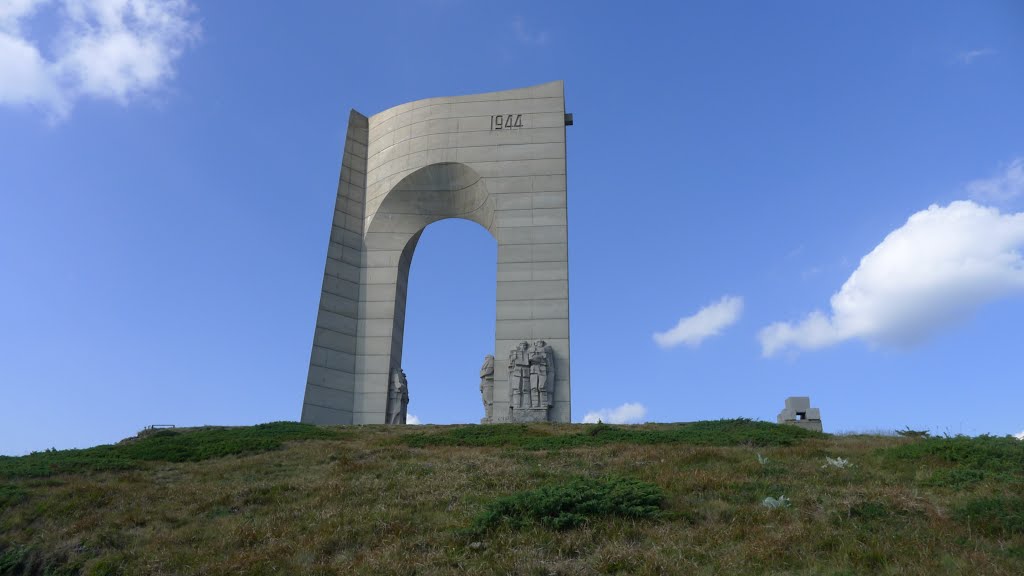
[{"xmin": 510, "ymin": 408, "xmax": 549, "ymax": 423}]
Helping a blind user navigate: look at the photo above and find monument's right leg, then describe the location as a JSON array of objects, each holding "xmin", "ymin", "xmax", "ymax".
[{"xmin": 493, "ymin": 213, "xmax": 570, "ymax": 423}]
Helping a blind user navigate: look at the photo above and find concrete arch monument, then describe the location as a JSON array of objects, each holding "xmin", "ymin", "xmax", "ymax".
[{"xmin": 301, "ymin": 81, "xmax": 571, "ymax": 425}]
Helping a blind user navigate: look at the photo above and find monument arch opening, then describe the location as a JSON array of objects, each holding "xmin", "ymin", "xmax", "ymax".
[
  {"xmin": 366, "ymin": 162, "xmax": 496, "ymax": 425},
  {"xmin": 301, "ymin": 81, "xmax": 571, "ymax": 425},
  {"xmin": 401, "ymin": 217, "xmax": 497, "ymax": 423}
]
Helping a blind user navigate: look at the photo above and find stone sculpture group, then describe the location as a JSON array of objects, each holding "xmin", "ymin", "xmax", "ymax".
[
  {"xmin": 374, "ymin": 360, "xmax": 820, "ymax": 431},
  {"xmin": 509, "ymin": 340, "xmax": 555, "ymax": 410},
  {"xmin": 479, "ymin": 341, "xmax": 555, "ymax": 423},
  {"xmin": 379, "ymin": 341, "xmax": 555, "ymax": 427}
]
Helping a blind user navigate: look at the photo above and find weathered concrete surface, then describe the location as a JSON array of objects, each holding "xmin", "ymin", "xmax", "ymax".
[
  {"xmin": 302, "ymin": 82, "xmax": 571, "ymax": 424},
  {"xmin": 778, "ymin": 396, "xmax": 823, "ymax": 433}
]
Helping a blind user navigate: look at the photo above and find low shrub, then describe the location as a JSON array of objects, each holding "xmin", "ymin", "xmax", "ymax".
[
  {"xmin": 406, "ymin": 419, "xmax": 824, "ymax": 450},
  {"xmin": 0, "ymin": 448, "xmax": 136, "ymax": 479},
  {"xmin": 116, "ymin": 422, "xmax": 343, "ymax": 462},
  {"xmin": 848, "ymin": 501, "xmax": 891, "ymax": 521},
  {"xmin": 0, "ymin": 422, "xmax": 345, "ymax": 479},
  {"xmin": 955, "ymin": 496, "xmax": 1024, "ymax": 537},
  {"xmin": 883, "ymin": 435, "xmax": 1024, "ymax": 488},
  {"xmin": 468, "ymin": 475, "xmax": 666, "ymax": 533},
  {"xmin": 922, "ymin": 468, "xmax": 1015, "ymax": 489},
  {"xmin": 896, "ymin": 427, "xmax": 930, "ymax": 439},
  {"xmin": 0, "ymin": 545, "xmax": 32, "ymax": 576},
  {"xmin": 407, "ymin": 424, "xmax": 551, "ymax": 448},
  {"xmin": 0, "ymin": 485, "xmax": 29, "ymax": 508},
  {"xmin": 885, "ymin": 435, "xmax": 1024, "ymax": 473}
]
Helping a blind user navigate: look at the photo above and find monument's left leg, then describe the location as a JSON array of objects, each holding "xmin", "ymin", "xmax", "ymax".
[
  {"xmin": 351, "ymin": 229, "xmax": 421, "ymax": 424},
  {"xmin": 300, "ymin": 110, "xmax": 368, "ymax": 425}
]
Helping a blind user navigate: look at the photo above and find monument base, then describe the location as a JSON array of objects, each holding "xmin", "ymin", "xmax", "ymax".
[
  {"xmin": 781, "ymin": 419, "xmax": 823, "ymax": 433},
  {"xmin": 510, "ymin": 407, "xmax": 550, "ymax": 423}
]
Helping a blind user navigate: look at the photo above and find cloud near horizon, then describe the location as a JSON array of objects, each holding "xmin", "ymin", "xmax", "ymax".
[
  {"xmin": 1014, "ymin": 430, "xmax": 1023, "ymax": 441},
  {"xmin": 653, "ymin": 295, "xmax": 743, "ymax": 348},
  {"xmin": 0, "ymin": 0, "xmax": 199, "ymax": 120},
  {"xmin": 406, "ymin": 414, "xmax": 421, "ymax": 425},
  {"xmin": 582, "ymin": 403, "xmax": 647, "ymax": 424},
  {"xmin": 967, "ymin": 157, "xmax": 1024, "ymax": 204},
  {"xmin": 760, "ymin": 200, "xmax": 1024, "ymax": 356}
]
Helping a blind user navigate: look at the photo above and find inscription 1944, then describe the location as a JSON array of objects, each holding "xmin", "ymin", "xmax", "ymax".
[{"xmin": 491, "ymin": 114, "xmax": 523, "ymax": 130}]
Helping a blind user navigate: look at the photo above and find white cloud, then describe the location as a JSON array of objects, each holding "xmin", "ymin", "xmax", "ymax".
[
  {"xmin": 955, "ymin": 48, "xmax": 996, "ymax": 65},
  {"xmin": 653, "ymin": 295, "xmax": 743, "ymax": 348},
  {"xmin": 0, "ymin": 0, "xmax": 47, "ymax": 27},
  {"xmin": 0, "ymin": 0, "xmax": 199, "ymax": 120},
  {"xmin": 0, "ymin": 25, "xmax": 62, "ymax": 109},
  {"xmin": 582, "ymin": 403, "xmax": 647, "ymax": 424},
  {"xmin": 967, "ymin": 158, "xmax": 1024, "ymax": 204},
  {"xmin": 760, "ymin": 200, "xmax": 1024, "ymax": 356},
  {"xmin": 406, "ymin": 414, "xmax": 421, "ymax": 425},
  {"xmin": 1014, "ymin": 430, "xmax": 1023, "ymax": 441},
  {"xmin": 511, "ymin": 17, "xmax": 547, "ymax": 46}
]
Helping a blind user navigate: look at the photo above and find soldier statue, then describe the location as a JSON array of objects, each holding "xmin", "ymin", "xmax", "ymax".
[
  {"xmin": 507, "ymin": 341, "xmax": 530, "ymax": 409},
  {"xmin": 529, "ymin": 340, "xmax": 555, "ymax": 408},
  {"xmin": 479, "ymin": 354, "xmax": 495, "ymax": 422},
  {"xmin": 386, "ymin": 368, "xmax": 409, "ymax": 425}
]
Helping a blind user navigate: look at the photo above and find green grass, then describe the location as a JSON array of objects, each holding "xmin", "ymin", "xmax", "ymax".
[
  {"xmin": 955, "ymin": 496, "xmax": 1024, "ymax": 537},
  {"xmin": 0, "ymin": 546, "xmax": 27, "ymax": 573},
  {"xmin": 404, "ymin": 418, "xmax": 824, "ymax": 450},
  {"xmin": 2, "ymin": 421, "xmax": 1023, "ymax": 575},
  {"xmin": 0, "ymin": 485, "xmax": 29, "ymax": 508},
  {"xmin": 881, "ymin": 434, "xmax": 1024, "ymax": 488},
  {"xmin": 883, "ymin": 434, "xmax": 1024, "ymax": 471},
  {"xmin": 0, "ymin": 421, "xmax": 346, "ymax": 479},
  {"xmin": 468, "ymin": 475, "xmax": 666, "ymax": 533},
  {"xmin": 921, "ymin": 467, "xmax": 1015, "ymax": 489}
]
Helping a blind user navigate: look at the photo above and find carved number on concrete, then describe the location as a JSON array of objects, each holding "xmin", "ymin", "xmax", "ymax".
[{"xmin": 491, "ymin": 114, "xmax": 523, "ymax": 130}]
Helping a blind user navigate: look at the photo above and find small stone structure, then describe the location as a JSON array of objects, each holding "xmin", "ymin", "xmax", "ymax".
[
  {"xmin": 479, "ymin": 355, "xmax": 495, "ymax": 423},
  {"xmin": 777, "ymin": 396, "xmax": 822, "ymax": 432}
]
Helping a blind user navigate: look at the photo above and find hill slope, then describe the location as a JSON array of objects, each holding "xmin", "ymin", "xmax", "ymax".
[{"xmin": 2, "ymin": 420, "xmax": 1023, "ymax": 575}]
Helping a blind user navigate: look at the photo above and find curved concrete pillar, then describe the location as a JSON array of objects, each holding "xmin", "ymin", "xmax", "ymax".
[{"xmin": 302, "ymin": 81, "xmax": 570, "ymax": 425}]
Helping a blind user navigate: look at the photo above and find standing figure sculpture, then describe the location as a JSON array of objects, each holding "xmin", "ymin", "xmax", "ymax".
[
  {"xmin": 479, "ymin": 354, "xmax": 495, "ymax": 423},
  {"xmin": 508, "ymin": 341, "xmax": 530, "ymax": 409},
  {"xmin": 505, "ymin": 341, "xmax": 556, "ymax": 421},
  {"xmin": 529, "ymin": 340, "xmax": 555, "ymax": 408},
  {"xmin": 386, "ymin": 368, "xmax": 409, "ymax": 425}
]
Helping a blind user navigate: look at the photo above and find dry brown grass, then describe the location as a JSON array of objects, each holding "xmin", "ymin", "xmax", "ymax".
[{"xmin": 2, "ymin": 423, "xmax": 1023, "ymax": 575}]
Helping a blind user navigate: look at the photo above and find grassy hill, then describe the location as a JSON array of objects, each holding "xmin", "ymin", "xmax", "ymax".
[{"xmin": 2, "ymin": 420, "xmax": 1023, "ymax": 575}]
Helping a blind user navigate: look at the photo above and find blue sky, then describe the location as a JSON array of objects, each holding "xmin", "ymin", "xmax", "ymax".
[{"xmin": 2, "ymin": 1, "xmax": 1023, "ymax": 455}]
